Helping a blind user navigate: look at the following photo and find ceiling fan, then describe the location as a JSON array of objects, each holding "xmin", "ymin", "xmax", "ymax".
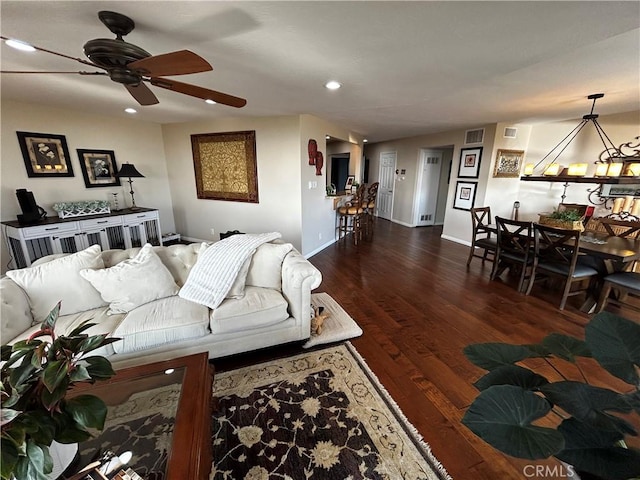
[{"xmin": 0, "ymin": 10, "xmax": 247, "ymax": 108}]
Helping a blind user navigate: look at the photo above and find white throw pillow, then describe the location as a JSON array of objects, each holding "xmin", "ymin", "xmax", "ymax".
[
  {"xmin": 226, "ymin": 257, "xmax": 251, "ymax": 299},
  {"xmin": 245, "ymin": 242, "xmax": 293, "ymax": 290},
  {"xmin": 80, "ymin": 243, "xmax": 179, "ymax": 314},
  {"xmin": 6, "ymin": 244, "xmax": 106, "ymax": 322}
]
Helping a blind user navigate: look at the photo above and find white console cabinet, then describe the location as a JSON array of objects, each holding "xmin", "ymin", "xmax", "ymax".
[{"xmin": 2, "ymin": 207, "xmax": 162, "ymax": 269}]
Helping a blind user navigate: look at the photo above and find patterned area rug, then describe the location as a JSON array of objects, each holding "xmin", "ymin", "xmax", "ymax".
[
  {"xmin": 303, "ymin": 292, "xmax": 363, "ymax": 349},
  {"xmin": 211, "ymin": 342, "xmax": 451, "ymax": 480}
]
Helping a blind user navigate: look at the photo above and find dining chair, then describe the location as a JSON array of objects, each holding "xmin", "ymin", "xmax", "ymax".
[
  {"xmin": 491, "ymin": 217, "xmax": 534, "ymax": 292},
  {"xmin": 363, "ymin": 182, "xmax": 380, "ymax": 238},
  {"xmin": 337, "ymin": 184, "xmax": 366, "ymax": 245},
  {"xmin": 595, "ymin": 272, "xmax": 640, "ymax": 313},
  {"xmin": 595, "ymin": 218, "xmax": 640, "ymax": 239},
  {"xmin": 467, "ymin": 207, "xmax": 497, "ymax": 267},
  {"xmin": 526, "ymin": 223, "xmax": 599, "ymax": 310}
]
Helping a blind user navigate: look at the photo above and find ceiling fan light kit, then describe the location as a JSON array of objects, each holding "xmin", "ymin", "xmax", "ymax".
[{"xmin": 1, "ymin": 10, "xmax": 247, "ymax": 108}]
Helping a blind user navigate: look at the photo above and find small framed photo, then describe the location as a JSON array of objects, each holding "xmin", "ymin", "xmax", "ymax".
[
  {"xmin": 457, "ymin": 147, "xmax": 483, "ymax": 178},
  {"xmin": 345, "ymin": 175, "xmax": 355, "ymax": 191},
  {"xmin": 493, "ymin": 149, "xmax": 525, "ymax": 178},
  {"xmin": 453, "ymin": 181, "xmax": 477, "ymax": 211},
  {"xmin": 77, "ymin": 149, "xmax": 121, "ymax": 188},
  {"xmin": 17, "ymin": 131, "xmax": 74, "ymax": 177}
]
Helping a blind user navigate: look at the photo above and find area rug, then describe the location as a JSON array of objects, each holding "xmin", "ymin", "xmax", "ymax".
[
  {"xmin": 303, "ymin": 292, "xmax": 363, "ymax": 349},
  {"xmin": 211, "ymin": 342, "xmax": 451, "ymax": 480}
]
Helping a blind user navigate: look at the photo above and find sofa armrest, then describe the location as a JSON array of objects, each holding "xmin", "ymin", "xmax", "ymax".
[
  {"xmin": 1, "ymin": 277, "xmax": 34, "ymax": 343},
  {"xmin": 281, "ymin": 250, "xmax": 322, "ymax": 331}
]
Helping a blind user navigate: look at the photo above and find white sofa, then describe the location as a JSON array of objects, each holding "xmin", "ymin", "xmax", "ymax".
[{"xmin": 1, "ymin": 241, "xmax": 322, "ymax": 368}]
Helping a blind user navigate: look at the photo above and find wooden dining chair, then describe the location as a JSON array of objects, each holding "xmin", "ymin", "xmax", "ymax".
[
  {"xmin": 595, "ymin": 272, "xmax": 640, "ymax": 313},
  {"xmin": 526, "ymin": 223, "xmax": 599, "ymax": 310},
  {"xmin": 491, "ymin": 217, "xmax": 534, "ymax": 292},
  {"xmin": 594, "ymin": 218, "xmax": 640, "ymax": 239},
  {"xmin": 467, "ymin": 207, "xmax": 497, "ymax": 267}
]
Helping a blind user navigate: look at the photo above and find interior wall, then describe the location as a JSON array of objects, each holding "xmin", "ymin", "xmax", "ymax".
[
  {"xmin": 0, "ymin": 100, "xmax": 175, "ymax": 272},
  {"xmin": 161, "ymin": 116, "xmax": 304, "ymax": 249}
]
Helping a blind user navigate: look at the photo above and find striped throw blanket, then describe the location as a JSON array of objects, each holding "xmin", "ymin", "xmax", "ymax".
[{"xmin": 179, "ymin": 232, "xmax": 282, "ymax": 309}]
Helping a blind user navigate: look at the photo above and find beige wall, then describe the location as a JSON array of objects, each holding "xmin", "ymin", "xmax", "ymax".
[{"xmin": 1, "ymin": 100, "xmax": 175, "ymax": 272}]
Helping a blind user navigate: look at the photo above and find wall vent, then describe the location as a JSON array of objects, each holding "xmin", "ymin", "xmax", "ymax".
[
  {"xmin": 420, "ymin": 214, "xmax": 432, "ymax": 221},
  {"xmin": 465, "ymin": 128, "xmax": 484, "ymax": 144},
  {"xmin": 504, "ymin": 127, "xmax": 518, "ymax": 139}
]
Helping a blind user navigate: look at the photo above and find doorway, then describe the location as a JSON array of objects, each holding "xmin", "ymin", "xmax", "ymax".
[
  {"xmin": 414, "ymin": 149, "xmax": 444, "ymax": 226},
  {"xmin": 331, "ymin": 155, "xmax": 350, "ymax": 192},
  {"xmin": 377, "ymin": 152, "xmax": 396, "ymax": 221}
]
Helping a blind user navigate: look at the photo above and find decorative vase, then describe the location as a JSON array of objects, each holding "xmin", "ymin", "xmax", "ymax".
[{"xmin": 315, "ymin": 152, "xmax": 324, "ymax": 176}]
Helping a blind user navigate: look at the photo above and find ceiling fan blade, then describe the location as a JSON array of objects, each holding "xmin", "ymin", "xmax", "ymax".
[
  {"xmin": 125, "ymin": 83, "xmax": 159, "ymax": 106},
  {"xmin": 128, "ymin": 50, "xmax": 212, "ymax": 77},
  {"xmin": 1, "ymin": 70, "xmax": 107, "ymax": 76},
  {"xmin": 149, "ymin": 77, "xmax": 246, "ymax": 108},
  {"xmin": 1, "ymin": 35, "xmax": 102, "ymax": 69}
]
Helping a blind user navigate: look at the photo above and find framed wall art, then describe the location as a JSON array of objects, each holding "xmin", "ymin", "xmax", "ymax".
[
  {"xmin": 453, "ymin": 181, "xmax": 477, "ymax": 211},
  {"xmin": 77, "ymin": 149, "xmax": 121, "ymax": 188},
  {"xmin": 17, "ymin": 131, "xmax": 74, "ymax": 177},
  {"xmin": 191, "ymin": 130, "xmax": 259, "ymax": 203},
  {"xmin": 457, "ymin": 147, "xmax": 483, "ymax": 178},
  {"xmin": 493, "ymin": 149, "xmax": 525, "ymax": 178}
]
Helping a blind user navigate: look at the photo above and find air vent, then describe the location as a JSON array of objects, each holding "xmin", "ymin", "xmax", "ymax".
[
  {"xmin": 420, "ymin": 214, "xmax": 432, "ymax": 221},
  {"xmin": 465, "ymin": 128, "xmax": 484, "ymax": 145},
  {"xmin": 427, "ymin": 156, "xmax": 439, "ymax": 164},
  {"xmin": 504, "ymin": 127, "xmax": 517, "ymax": 139}
]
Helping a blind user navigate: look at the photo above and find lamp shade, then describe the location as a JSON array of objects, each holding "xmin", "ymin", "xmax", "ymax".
[{"xmin": 116, "ymin": 163, "xmax": 145, "ymax": 178}]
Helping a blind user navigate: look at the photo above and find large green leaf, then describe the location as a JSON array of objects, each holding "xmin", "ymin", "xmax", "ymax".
[
  {"xmin": 555, "ymin": 418, "xmax": 640, "ymax": 480},
  {"xmin": 585, "ymin": 312, "xmax": 640, "ymax": 385},
  {"xmin": 541, "ymin": 333, "xmax": 591, "ymax": 362},
  {"xmin": 69, "ymin": 365, "xmax": 91, "ymax": 383},
  {"xmin": 463, "ymin": 343, "xmax": 541, "ymax": 371},
  {"xmin": 0, "ymin": 408, "xmax": 20, "ymax": 427},
  {"xmin": 473, "ymin": 364, "xmax": 549, "ymax": 391},
  {"xmin": 540, "ymin": 381, "xmax": 636, "ymax": 435},
  {"xmin": 9, "ymin": 351, "xmax": 36, "ymax": 389},
  {"xmin": 462, "ymin": 385, "xmax": 564, "ymax": 459},
  {"xmin": 40, "ymin": 376, "xmax": 69, "ymax": 411},
  {"xmin": 65, "ymin": 395, "xmax": 108, "ymax": 430},
  {"xmin": 0, "ymin": 437, "xmax": 20, "ymax": 480},
  {"xmin": 41, "ymin": 301, "xmax": 60, "ymax": 333},
  {"xmin": 42, "ymin": 359, "xmax": 69, "ymax": 393},
  {"xmin": 84, "ymin": 356, "xmax": 116, "ymax": 380},
  {"xmin": 14, "ymin": 440, "xmax": 51, "ymax": 480}
]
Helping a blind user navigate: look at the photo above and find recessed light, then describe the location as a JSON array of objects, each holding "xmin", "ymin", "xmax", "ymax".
[
  {"xmin": 326, "ymin": 135, "xmax": 331, "ymax": 140},
  {"xmin": 5, "ymin": 38, "xmax": 36, "ymax": 52},
  {"xmin": 125, "ymin": 108, "xmax": 137, "ymax": 114},
  {"xmin": 325, "ymin": 81, "xmax": 341, "ymax": 90},
  {"xmin": 164, "ymin": 368, "xmax": 175, "ymax": 375},
  {"xmin": 205, "ymin": 99, "xmax": 217, "ymax": 104},
  {"xmin": 363, "ymin": 139, "xmax": 368, "ymax": 143}
]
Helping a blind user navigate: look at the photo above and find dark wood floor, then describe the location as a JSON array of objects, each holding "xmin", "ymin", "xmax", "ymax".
[{"xmin": 217, "ymin": 218, "xmax": 639, "ymax": 479}]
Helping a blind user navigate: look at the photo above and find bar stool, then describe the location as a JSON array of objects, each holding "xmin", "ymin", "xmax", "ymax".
[
  {"xmin": 363, "ymin": 182, "xmax": 379, "ymax": 238},
  {"xmin": 337, "ymin": 184, "xmax": 366, "ymax": 245}
]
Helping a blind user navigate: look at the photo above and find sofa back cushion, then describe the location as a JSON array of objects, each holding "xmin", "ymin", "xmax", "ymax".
[
  {"xmin": 1, "ymin": 277, "xmax": 34, "ymax": 340},
  {"xmin": 6, "ymin": 245, "xmax": 107, "ymax": 321},
  {"xmin": 245, "ymin": 242, "xmax": 293, "ymax": 290}
]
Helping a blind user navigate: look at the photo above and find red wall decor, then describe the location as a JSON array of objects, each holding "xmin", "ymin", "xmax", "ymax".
[
  {"xmin": 308, "ymin": 139, "xmax": 318, "ymax": 165},
  {"xmin": 315, "ymin": 151, "xmax": 324, "ymax": 176}
]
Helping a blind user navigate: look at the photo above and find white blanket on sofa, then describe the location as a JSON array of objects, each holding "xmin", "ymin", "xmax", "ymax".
[{"xmin": 179, "ymin": 232, "xmax": 281, "ymax": 309}]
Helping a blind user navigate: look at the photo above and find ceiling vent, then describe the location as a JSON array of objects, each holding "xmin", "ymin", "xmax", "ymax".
[
  {"xmin": 504, "ymin": 127, "xmax": 518, "ymax": 139},
  {"xmin": 465, "ymin": 128, "xmax": 484, "ymax": 145}
]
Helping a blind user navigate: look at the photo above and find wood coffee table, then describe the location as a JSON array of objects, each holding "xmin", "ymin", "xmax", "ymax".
[{"xmin": 68, "ymin": 353, "xmax": 213, "ymax": 480}]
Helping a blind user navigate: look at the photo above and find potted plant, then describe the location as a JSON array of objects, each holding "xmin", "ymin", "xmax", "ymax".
[
  {"xmin": 538, "ymin": 208, "xmax": 585, "ymax": 231},
  {"xmin": 1, "ymin": 302, "xmax": 119, "ymax": 479},
  {"xmin": 462, "ymin": 311, "xmax": 640, "ymax": 480}
]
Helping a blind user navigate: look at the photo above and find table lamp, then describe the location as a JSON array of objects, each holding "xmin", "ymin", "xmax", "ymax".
[{"xmin": 116, "ymin": 163, "xmax": 145, "ymax": 209}]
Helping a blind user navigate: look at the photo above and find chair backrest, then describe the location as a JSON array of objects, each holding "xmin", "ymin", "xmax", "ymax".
[
  {"xmin": 495, "ymin": 217, "xmax": 533, "ymax": 257},
  {"xmin": 592, "ymin": 218, "xmax": 640, "ymax": 238},
  {"xmin": 471, "ymin": 207, "xmax": 492, "ymax": 234},
  {"xmin": 532, "ymin": 223, "xmax": 580, "ymax": 269},
  {"xmin": 366, "ymin": 182, "xmax": 380, "ymax": 205}
]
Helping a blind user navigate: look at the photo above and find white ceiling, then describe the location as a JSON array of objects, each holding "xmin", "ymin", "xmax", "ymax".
[{"xmin": 1, "ymin": 1, "xmax": 639, "ymax": 143}]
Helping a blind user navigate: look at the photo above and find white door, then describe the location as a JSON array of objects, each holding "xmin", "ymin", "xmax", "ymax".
[
  {"xmin": 415, "ymin": 149, "xmax": 443, "ymax": 226},
  {"xmin": 377, "ymin": 152, "xmax": 396, "ymax": 221}
]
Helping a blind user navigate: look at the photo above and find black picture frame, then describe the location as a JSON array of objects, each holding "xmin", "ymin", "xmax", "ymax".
[
  {"xmin": 453, "ymin": 181, "xmax": 477, "ymax": 211},
  {"xmin": 457, "ymin": 147, "xmax": 483, "ymax": 179},
  {"xmin": 77, "ymin": 149, "xmax": 121, "ymax": 188},
  {"xmin": 16, "ymin": 131, "xmax": 74, "ymax": 177}
]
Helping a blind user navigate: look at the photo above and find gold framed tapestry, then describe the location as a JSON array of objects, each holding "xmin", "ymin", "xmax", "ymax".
[
  {"xmin": 493, "ymin": 149, "xmax": 525, "ymax": 178},
  {"xmin": 191, "ymin": 131, "xmax": 258, "ymax": 203}
]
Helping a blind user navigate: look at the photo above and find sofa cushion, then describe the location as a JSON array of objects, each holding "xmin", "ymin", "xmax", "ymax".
[
  {"xmin": 245, "ymin": 243, "xmax": 293, "ymax": 290},
  {"xmin": 210, "ymin": 286, "xmax": 289, "ymax": 334},
  {"xmin": 6, "ymin": 245, "xmax": 106, "ymax": 321},
  {"xmin": 7, "ymin": 307, "xmax": 125, "ymax": 358},
  {"xmin": 1, "ymin": 277, "xmax": 34, "ymax": 338},
  {"xmin": 80, "ymin": 244, "xmax": 179, "ymax": 314},
  {"xmin": 112, "ymin": 296, "xmax": 210, "ymax": 354}
]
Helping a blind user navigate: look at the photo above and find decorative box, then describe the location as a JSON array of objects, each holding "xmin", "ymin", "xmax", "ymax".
[
  {"xmin": 53, "ymin": 200, "xmax": 111, "ymax": 219},
  {"xmin": 538, "ymin": 214, "xmax": 584, "ymax": 231}
]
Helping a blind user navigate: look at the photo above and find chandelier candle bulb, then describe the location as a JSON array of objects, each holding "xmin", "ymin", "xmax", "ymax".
[
  {"xmin": 607, "ymin": 163, "xmax": 623, "ymax": 177},
  {"xmin": 622, "ymin": 195, "xmax": 634, "ymax": 213},
  {"xmin": 567, "ymin": 163, "xmax": 588, "ymax": 176},
  {"xmin": 612, "ymin": 197, "xmax": 624, "ymax": 214},
  {"xmin": 626, "ymin": 163, "xmax": 640, "ymax": 176},
  {"xmin": 595, "ymin": 163, "xmax": 609, "ymax": 177},
  {"xmin": 523, "ymin": 163, "xmax": 535, "ymax": 176},
  {"xmin": 632, "ymin": 200, "xmax": 640, "ymax": 217},
  {"xmin": 543, "ymin": 164, "xmax": 560, "ymax": 176}
]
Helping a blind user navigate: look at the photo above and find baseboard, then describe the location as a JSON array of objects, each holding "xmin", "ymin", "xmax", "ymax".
[
  {"xmin": 182, "ymin": 236, "xmax": 209, "ymax": 244},
  {"xmin": 306, "ymin": 238, "xmax": 337, "ymax": 258},
  {"xmin": 391, "ymin": 219, "xmax": 415, "ymax": 228},
  {"xmin": 440, "ymin": 234, "xmax": 471, "ymax": 247}
]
